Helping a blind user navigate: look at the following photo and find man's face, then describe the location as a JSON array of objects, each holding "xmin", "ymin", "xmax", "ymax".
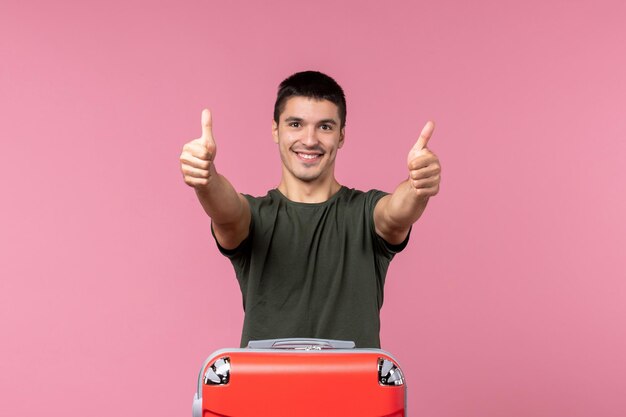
[{"xmin": 272, "ymin": 96, "xmax": 345, "ymax": 184}]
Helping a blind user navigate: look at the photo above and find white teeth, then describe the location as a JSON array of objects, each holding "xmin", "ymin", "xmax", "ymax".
[{"xmin": 299, "ymin": 153, "xmax": 318, "ymax": 159}]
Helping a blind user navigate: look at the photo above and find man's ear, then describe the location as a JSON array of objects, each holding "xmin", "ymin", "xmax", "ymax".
[
  {"xmin": 338, "ymin": 127, "xmax": 345, "ymax": 149},
  {"xmin": 272, "ymin": 119, "xmax": 279, "ymax": 144}
]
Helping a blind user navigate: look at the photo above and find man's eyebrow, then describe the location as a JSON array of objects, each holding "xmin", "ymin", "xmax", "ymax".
[{"xmin": 284, "ymin": 116, "xmax": 338, "ymax": 125}]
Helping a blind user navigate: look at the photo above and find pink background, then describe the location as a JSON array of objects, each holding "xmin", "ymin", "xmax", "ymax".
[{"xmin": 1, "ymin": 0, "xmax": 625, "ymax": 416}]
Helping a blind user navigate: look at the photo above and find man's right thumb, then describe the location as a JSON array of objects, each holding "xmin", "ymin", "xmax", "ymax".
[{"xmin": 201, "ymin": 108, "xmax": 215, "ymax": 147}]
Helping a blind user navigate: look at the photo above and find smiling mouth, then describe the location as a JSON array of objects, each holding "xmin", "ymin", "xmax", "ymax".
[{"xmin": 294, "ymin": 151, "xmax": 323, "ymax": 162}]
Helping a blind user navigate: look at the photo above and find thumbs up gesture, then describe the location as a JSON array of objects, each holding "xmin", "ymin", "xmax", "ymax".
[
  {"xmin": 407, "ymin": 121, "xmax": 441, "ymax": 199},
  {"xmin": 180, "ymin": 109, "xmax": 218, "ymax": 188}
]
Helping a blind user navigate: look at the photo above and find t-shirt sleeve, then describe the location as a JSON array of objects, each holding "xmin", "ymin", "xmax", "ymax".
[{"xmin": 366, "ymin": 189, "xmax": 411, "ymax": 257}]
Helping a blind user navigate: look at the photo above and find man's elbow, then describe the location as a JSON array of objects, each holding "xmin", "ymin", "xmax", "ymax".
[{"xmin": 379, "ymin": 226, "xmax": 411, "ymax": 246}]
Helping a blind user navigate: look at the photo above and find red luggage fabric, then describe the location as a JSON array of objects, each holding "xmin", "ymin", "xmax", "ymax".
[{"xmin": 192, "ymin": 339, "xmax": 406, "ymax": 417}]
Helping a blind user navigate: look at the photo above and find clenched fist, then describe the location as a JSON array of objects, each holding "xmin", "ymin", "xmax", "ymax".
[
  {"xmin": 407, "ymin": 121, "xmax": 441, "ymax": 198},
  {"xmin": 180, "ymin": 109, "xmax": 217, "ymax": 188}
]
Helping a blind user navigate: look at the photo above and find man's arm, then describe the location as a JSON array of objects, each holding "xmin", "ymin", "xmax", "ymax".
[
  {"xmin": 374, "ymin": 121, "xmax": 441, "ymax": 245},
  {"xmin": 180, "ymin": 109, "xmax": 251, "ymax": 250}
]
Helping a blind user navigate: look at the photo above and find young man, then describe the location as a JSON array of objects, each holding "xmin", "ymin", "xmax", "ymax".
[{"xmin": 180, "ymin": 71, "xmax": 441, "ymax": 348}]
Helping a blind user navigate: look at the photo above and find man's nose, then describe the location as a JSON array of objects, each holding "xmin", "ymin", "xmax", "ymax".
[{"xmin": 300, "ymin": 126, "xmax": 319, "ymax": 147}]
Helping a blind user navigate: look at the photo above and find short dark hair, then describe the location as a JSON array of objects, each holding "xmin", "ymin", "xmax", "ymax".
[{"xmin": 273, "ymin": 70, "xmax": 347, "ymax": 128}]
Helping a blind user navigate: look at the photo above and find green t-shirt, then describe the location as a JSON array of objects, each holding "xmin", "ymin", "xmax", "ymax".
[{"xmin": 212, "ymin": 186, "xmax": 410, "ymax": 348}]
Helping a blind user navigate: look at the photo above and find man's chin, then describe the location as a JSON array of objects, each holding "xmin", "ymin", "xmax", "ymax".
[
  {"xmin": 295, "ymin": 174, "xmax": 321, "ymax": 183},
  {"xmin": 291, "ymin": 168, "xmax": 323, "ymax": 183}
]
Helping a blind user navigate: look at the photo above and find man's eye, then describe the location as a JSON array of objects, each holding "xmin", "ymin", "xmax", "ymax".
[
  {"xmin": 320, "ymin": 124, "xmax": 332, "ymax": 131},
  {"xmin": 289, "ymin": 122, "xmax": 300, "ymax": 128}
]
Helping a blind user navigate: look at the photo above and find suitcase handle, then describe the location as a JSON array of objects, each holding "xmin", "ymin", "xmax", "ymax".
[{"xmin": 247, "ymin": 338, "xmax": 356, "ymax": 350}]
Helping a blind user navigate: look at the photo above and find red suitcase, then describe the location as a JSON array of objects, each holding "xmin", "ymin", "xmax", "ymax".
[{"xmin": 192, "ymin": 338, "xmax": 407, "ymax": 417}]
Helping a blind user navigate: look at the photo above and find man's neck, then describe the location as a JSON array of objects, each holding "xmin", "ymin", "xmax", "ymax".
[{"xmin": 277, "ymin": 177, "xmax": 342, "ymax": 203}]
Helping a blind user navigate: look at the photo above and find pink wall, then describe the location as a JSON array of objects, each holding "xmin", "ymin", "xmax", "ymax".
[{"xmin": 1, "ymin": 0, "xmax": 625, "ymax": 416}]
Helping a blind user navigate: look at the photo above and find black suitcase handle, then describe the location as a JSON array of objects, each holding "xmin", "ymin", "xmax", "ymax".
[{"xmin": 247, "ymin": 338, "xmax": 356, "ymax": 350}]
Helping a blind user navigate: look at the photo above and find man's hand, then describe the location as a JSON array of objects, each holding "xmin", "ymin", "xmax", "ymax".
[
  {"xmin": 407, "ymin": 121, "xmax": 441, "ymax": 199},
  {"xmin": 180, "ymin": 109, "xmax": 218, "ymax": 188}
]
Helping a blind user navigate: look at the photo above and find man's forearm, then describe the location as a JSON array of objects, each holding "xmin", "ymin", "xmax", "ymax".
[
  {"xmin": 194, "ymin": 172, "xmax": 245, "ymax": 226},
  {"xmin": 383, "ymin": 179, "xmax": 429, "ymax": 232}
]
